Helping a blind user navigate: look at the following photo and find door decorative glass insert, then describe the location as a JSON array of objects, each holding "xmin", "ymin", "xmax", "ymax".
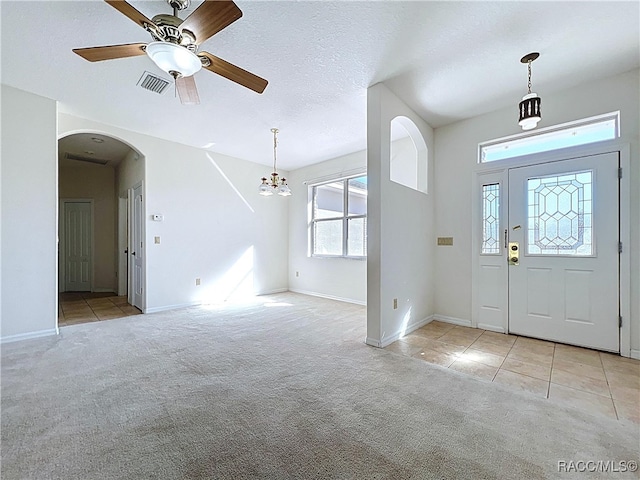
[
  {"xmin": 527, "ymin": 170, "xmax": 593, "ymax": 255},
  {"xmin": 482, "ymin": 183, "xmax": 500, "ymax": 254}
]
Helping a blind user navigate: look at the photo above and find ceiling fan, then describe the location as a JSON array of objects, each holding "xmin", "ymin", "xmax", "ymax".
[{"xmin": 73, "ymin": 0, "xmax": 268, "ymax": 104}]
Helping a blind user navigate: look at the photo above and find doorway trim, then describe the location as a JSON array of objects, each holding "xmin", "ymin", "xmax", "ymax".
[
  {"xmin": 471, "ymin": 140, "xmax": 631, "ymax": 357},
  {"xmin": 59, "ymin": 198, "xmax": 94, "ymax": 293},
  {"xmin": 57, "ymin": 128, "xmax": 147, "ymax": 319},
  {"xmin": 129, "ymin": 181, "xmax": 145, "ymax": 312}
]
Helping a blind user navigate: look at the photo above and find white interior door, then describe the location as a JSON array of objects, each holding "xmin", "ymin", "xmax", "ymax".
[
  {"xmin": 117, "ymin": 197, "xmax": 128, "ymax": 296},
  {"xmin": 508, "ymin": 152, "xmax": 619, "ymax": 351},
  {"xmin": 132, "ymin": 184, "xmax": 144, "ymax": 310},
  {"xmin": 64, "ymin": 201, "xmax": 92, "ymax": 291}
]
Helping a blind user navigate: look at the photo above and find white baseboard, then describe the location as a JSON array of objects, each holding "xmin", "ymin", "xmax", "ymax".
[
  {"xmin": 145, "ymin": 290, "xmax": 288, "ymax": 313},
  {"xmin": 630, "ymin": 349, "xmax": 640, "ymax": 360},
  {"xmin": 367, "ymin": 315, "xmax": 435, "ymax": 348},
  {"xmin": 144, "ymin": 301, "xmax": 201, "ymax": 314},
  {"xmin": 365, "ymin": 336, "xmax": 382, "ymax": 348},
  {"xmin": 434, "ymin": 314, "xmax": 472, "ymax": 327},
  {"xmin": 477, "ymin": 323, "xmax": 505, "ymax": 333},
  {"xmin": 257, "ymin": 288, "xmax": 289, "ymax": 296},
  {"xmin": 1, "ymin": 328, "xmax": 58, "ymax": 344},
  {"xmin": 288, "ymin": 289, "xmax": 366, "ymax": 306},
  {"xmin": 92, "ymin": 288, "xmax": 116, "ymax": 294}
]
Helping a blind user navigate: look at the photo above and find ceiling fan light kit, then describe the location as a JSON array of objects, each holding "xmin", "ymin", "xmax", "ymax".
[
  {"xmin": 518, "ymin": 52, "xmax": 542, "ymax": 131},
  {"xmin": 145, "ymin": 41, "xmax": 202, "ymax": 77},
  {"xmin": 73, "ymin": 0, "xmax": 268, "ymax": 105}
]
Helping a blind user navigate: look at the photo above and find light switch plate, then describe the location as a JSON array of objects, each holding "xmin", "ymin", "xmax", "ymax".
[{"xmin": 437, "ymin": 237, "xmax": 454, "ymax": 246}]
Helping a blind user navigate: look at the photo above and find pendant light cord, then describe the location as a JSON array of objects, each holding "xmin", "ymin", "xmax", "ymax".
[
  {"xmin": 272, "ymin": 128, "xmax": 279, "ymax": 173},
  {"xmin": 527, "ymin": 60, "xmax": 532, "ymax": 94}
]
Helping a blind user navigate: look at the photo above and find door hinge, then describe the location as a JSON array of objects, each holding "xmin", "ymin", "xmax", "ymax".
[
  {"xmin": 618, "ymin": 167, "xmax": 622, "ymax": 179},
  {"xmin": 618, "ymin": 241, "xmax": 623, "ymax": 253},
  {"xmin": 619, "ymin": 316, "xmax": 622, "ymax": 328}
]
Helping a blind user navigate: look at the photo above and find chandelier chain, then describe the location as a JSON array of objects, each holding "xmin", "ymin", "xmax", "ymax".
[
  {"xmin": 527, "ymin": 60, "xmax": 532, "ymax": 94},
  {"xmin": 273, "ymin": 129, "xmax": 278, "ymax": 172},
  {"xmin": 272, "ymin": 128, "xmax": 278, "ymax": 172}
]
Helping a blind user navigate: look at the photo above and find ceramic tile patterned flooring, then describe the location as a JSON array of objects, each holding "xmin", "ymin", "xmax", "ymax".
[
  {"xmin": 58, "ymin": 292, "xmax": 142, "ymax": 327},
  {"xmin": 386, "ymin": 321, "xmax": 640, "ymax": 424}
]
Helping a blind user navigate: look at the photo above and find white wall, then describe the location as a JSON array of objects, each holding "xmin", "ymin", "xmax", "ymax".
[
  {"xmin": 367, "ymin": 83, "xmax": 435, "ymax": 347},
  {"xmin": 59, "ymin": 165, "xmax": 117, "ymax": 292},
  {"xmin": 1, "ymin": 85, "xmax": 58, "ymax": 341},
  {"xmin": 116, "ymin": 149, "xmax": 144, "ymax": 198},
  {"xmin": 59, "ymin": 113, "xmax": 290, "ymax": 312},
  {"xmin": 287, "ymin": 150, "xmax": 367, "ymax": 304},
  {"xmin": 1, "ymin": 87, "xmax": 287, "ymax": 340},
  {"xmin": 434, "ymin": 68, "xmax": 640, "ymax": 353}
]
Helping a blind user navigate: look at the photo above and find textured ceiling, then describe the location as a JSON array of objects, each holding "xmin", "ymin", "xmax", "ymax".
[{"xmin": 1, "ymin": 1, "xmax": 638, "ymax": 170}]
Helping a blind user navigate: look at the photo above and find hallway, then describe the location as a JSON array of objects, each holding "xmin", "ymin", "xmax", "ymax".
[{"xmin": 58, "ymin": 292, "xmax": 141, "ymax": 327}]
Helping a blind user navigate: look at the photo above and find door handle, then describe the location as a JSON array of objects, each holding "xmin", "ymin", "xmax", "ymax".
[{"xmin": 132, "ymin": 251, "xmax": 136, "ymax": 256}]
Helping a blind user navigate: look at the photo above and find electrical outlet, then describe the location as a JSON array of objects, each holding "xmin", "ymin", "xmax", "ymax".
[
  {"xmin": 195, "ymin": 278, "xmax": 201, "ymax": 286},
  {"xmin": 393, "ymin": 298, "xmax": 398, "ymax": 309},
  {"xmin": 295, "ymin": 271, "xmax": 299, "ymax": 277},
  {"xmin": 154, "ymin": 236, "xmax": 161, "ymax": 244}
]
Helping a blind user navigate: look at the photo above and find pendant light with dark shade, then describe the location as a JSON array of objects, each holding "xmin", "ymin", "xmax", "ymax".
[{"xmin": 518, "ymin": 52, "xmax": 542, "ymax": 131}]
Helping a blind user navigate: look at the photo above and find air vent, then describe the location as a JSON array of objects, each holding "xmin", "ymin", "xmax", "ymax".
[
  {"xmin": 65, "ymin": 153, "xmax": 109, "ymax": 166},
  {"xmin": 137, "ymin": 71, "xmax": 171, "ymax": 94}
]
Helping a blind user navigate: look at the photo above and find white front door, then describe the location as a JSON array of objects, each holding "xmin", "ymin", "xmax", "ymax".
[
  {"xmin": 507, "ymin": 152, "xmax": 619, "ymax": 351},
  {"xmin": 131, "ymin": 184, "xmax": 144, "ymax": 310},
  {"xmin": 64, "ymin": 201, "xmax": 92, "ymax": 291}
]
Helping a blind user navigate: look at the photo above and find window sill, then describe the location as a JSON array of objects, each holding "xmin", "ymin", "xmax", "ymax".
[{"xmin": 310, "ymin": 255, "xmax": 366, "ymax": 261}]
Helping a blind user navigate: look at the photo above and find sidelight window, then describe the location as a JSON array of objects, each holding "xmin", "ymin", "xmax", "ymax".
[{"xmin": 481, "ymin": 183, "xmax": 501, "ymax": 254}]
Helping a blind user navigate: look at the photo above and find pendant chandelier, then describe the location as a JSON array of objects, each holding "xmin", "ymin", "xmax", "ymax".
[
  {"xmin": 518, "ymin": 52, "xmax": 542, "ymax": 131},
  {"xmin": 259, "ymin": 128, "xmax": 291, "ymax": 196}
]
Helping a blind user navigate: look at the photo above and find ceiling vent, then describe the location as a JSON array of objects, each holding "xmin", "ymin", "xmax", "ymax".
[
  {"xmin": 65, "ymin": 153, "xmax": 109, "ymax": 166},
  {"xmin": 137, "ymin": 71, "xmax": 171, "ymax": 94}
]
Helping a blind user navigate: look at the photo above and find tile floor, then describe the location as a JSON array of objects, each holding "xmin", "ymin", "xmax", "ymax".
[
  {"xmin": 58, "ymin": 292, "xmax": 141, "ymax": 327},
  {"xmin": 386, "ymin": 321, "xmax": 640, "ymax": 424}
]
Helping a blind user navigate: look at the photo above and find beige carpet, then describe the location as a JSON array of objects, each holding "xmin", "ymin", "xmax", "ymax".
[{"xmin": 2, "ymin": 293, "xmax": 638, "ymax": 479}]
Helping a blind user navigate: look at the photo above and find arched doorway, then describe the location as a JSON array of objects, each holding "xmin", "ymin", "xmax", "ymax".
[{"xmin": 57, "ymin": 132, "xmax": 145, "ymax": 326}]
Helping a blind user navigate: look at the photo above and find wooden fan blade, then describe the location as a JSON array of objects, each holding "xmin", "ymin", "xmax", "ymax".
[
  {"xmin": 199, "ymin": 52, "xmax": 268, "ymax": 94},
  {"xmin": 105, "ymin": 0, "xmax": 155, "ymax": 30},
  {"xmin": 73, "ymin": 43, "xmax": 147, "ymax": 62},
  {"xmin": 176, "ymin": 75, "xmax": 201, "ymax": 105},
  {"xmin": 180, "ymin": 1, "xmax": 242, "ymax": 45}
]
